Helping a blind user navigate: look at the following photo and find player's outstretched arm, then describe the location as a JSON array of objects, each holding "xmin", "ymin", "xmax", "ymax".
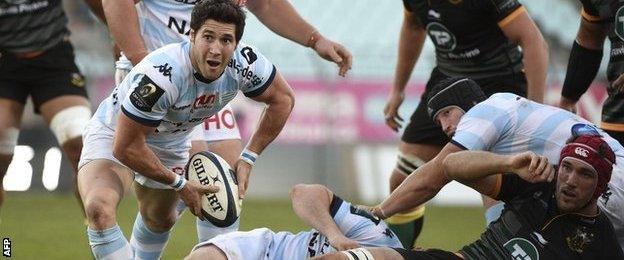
[
  {"xmin": 235, "ymin": 71, "xmax": 294, "ymax": 198},
  {"xmin": 500, "ymin": 9, "xmax": 548, "ymax": 103},
  {"xmin": 559, "ymin": 17, "xmax": 606, "ymax": 112},
  {"xmin": 113, "ymin": 113, "xmax": 219, "ymax": 219},
  {"xmin": 443, "ymin": 150, "xmax": 555, "ymax": 195},
  {"xmin": 103, "ymin": 0, "xmax": 148, "ymax": 65},
  {"xmin": 373, "ymin": 143, "xmax": 462, "ymax": 219},
  {"xmin": 290, "ymin": 184, "xmax": 359, "ymax": 251},
  {"xmin": 384, "ymin": 9, "xmax": 426, "ymax": 132},
  {"xmin": 246, "ymin": 0, "xmax": 352, "ymax": 76}
]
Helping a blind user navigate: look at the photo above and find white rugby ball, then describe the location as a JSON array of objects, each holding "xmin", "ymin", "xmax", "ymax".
[{"xmin": 185, "ymin": 151, "xmax": 241, "ymax": 227}]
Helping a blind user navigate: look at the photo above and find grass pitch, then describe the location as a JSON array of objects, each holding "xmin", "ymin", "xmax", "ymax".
[{"xmin": 0, "ymin": 193, "xmax": 485, "ymax": 259}]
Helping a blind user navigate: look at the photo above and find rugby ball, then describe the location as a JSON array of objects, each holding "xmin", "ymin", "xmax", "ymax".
[{"xmin": 185, "ymin": 151, "xmax": 241, "ymax": 227}]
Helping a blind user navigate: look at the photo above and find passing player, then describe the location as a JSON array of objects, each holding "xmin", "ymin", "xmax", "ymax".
[
  {"xmin": 0, "ymin": 0, "xmax": 109, "ymax": 214},
  {"xmin": 78, "ymin": 1, "xmax": 294, "ymax": 259},
  {"xmin": 558, "ymin": 0, "xmax": 624, "ymax": 144},
  {"xmin": 323, "ymin": 136, "xmax": 624, "ymax": 259},
  {"xmin": 185, "ymin": 184, "xmax": 403, "ymax": 260},
  {"xmin": 381, "ymin": 0, "xmax": 548, "ymax": 247},
  {"xmin": 371, "ymin": 77, "xmax": 624, "ymax": 250}
]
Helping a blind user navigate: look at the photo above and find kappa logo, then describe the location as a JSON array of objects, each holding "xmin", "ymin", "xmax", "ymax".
[
  {"xmin": 240, "ymin": 47, "xmax": 258, "ymax": 64},
  {"xmin": 154, "ymin": 63, "xmax": 173, "ymax": 82},
  {"xmin": 575, "ymin": 147, "xmax": 589, "ymax": 157}
]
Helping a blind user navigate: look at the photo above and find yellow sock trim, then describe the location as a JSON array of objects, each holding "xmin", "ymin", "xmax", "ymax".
[{"xmin": 385, "ymin": 206, "xmax": 426, "ymax": 225}]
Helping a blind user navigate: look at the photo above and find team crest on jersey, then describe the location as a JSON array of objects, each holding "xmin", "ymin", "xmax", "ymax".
[
  {"xmin": 615, "ymin": 7, "xmax": 624, "ymax": 41},
  {"xmin": 71, "ymin": 73, "xmax": 85, "ymax": 88},
  {"xmin": 503, "ymin": 238, "xmax": 539, "ymax": 260},
  {"xmin": 566, "ymin": 226, "xmax": 594, "ymax": 254},
  {"xmin": 426, "ymin": 22, "xmax": 457, "ymax": 52},
  {"xmin": 193, "ymin": 94, "xmax": 217, "ymax": 109},
  {"xmin": 130, "ymin": 75, "xmax": 165, "ymax": 112}
]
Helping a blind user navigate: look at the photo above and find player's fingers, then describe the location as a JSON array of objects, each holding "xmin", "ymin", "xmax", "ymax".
[
  {"xmin": 336, "ymin": 46, "xmax": 353, "ymax": 69},
  {"xmin": 527, "ymin": 153, "xmax": 539, "ymax": 173},
  {"xmin": 238, "ymin": 177, "xmax": 248, "ymax": 199},
  {"xmin": 535, "ymin": 157, "xmax": 549, "ymax": 178},
  {"xmin": 201, "ymin": 185, "xmax": 220, "ymax": 194},
  {"xmin": 546, "ymin": 165, "xmax": 556, "ymax": 182}
]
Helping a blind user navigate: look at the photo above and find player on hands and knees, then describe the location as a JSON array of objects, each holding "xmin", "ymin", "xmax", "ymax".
[
  {"xmin": 323, "ymin": 136, "xmax": 623, "ymax": 259},
  {"xmin": 184, "ymin": 184, "xmax": 402, "ymax": 260},
  {"xmin": 78, "ymin": 1, "xmax": 294, "ymax": 259}
]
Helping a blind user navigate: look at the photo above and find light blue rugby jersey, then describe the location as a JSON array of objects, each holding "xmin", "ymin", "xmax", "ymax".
[
  {"xmin": 92, "ymin": 40, "xmax": 276, "ymax": 148},
  {"xmin": 452, "ymin": 93, "xmax": 624, "ymax": 164},
  {"xmin": 136, "ymin": 0, "xmax": 198, "ymax": 51}
]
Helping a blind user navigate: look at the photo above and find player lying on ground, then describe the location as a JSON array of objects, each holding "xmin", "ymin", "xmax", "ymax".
[
  {"xmin": 184, "ymin": 184, "xmax": 403, "ymax": 260},
  {"xmin": 77, "ymin": 1, "xmax": 294, "ymax": 259},
  {"xmin": 322, "ymin": 136, "xmax": 624, "ymax": 259},
  {"xmin": 369, "ymin": 77, "xmax": 624, "ymax": 250}
]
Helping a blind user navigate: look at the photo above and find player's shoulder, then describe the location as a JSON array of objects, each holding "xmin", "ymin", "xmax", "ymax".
[
  {"xmin": 138, "ymin": 42, "xmax": 193, "ymax": 91},
  {"xmin": 230, "ymin": 42, "xmax": 268, "ymax": 67}
]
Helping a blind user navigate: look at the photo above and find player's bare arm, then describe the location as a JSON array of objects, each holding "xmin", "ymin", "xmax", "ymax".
[
  {"xmin": 443, "ymin": 151, "xmax": 556, "ymax": 196},
  {"xmin": 246, "ymin": 0, "xmax": 352, "ymax": 76},
  {"xmin": 499, "ymin": 9, "xmax": 548, "ymax": 103},
  {"xmin": 373, "ymin": 142, "xmax": 462, "ymax": 218},
  {"xmin": 290, "ymin": 184, "xmax": 359, "ymax": 251},
  {"xmin": 103, "ymin": 0, "xmax": 148, "ymax": 65},
  {"xmin": 559, "ymin": 17, "xmax": 606, "ymax": 112},
  {"xmin": 236, "ymin": 71, "xmax": 295, "ymax": 198},
  {"xmin": 112, "ymin": 112, "xmax": 219, "ymax": 219},
  {"xmin": 384, "ymin": 10, "xmax": 426, "ymax": 132}
]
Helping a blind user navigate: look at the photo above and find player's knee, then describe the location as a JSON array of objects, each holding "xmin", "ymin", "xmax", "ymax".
[
  {"xmin": 141, "ymin": 211, "xmax": 177, "ymax": 232},
  {"xmin": 49, "ymin": 106, "xmax": 91, "ymax": 146},
  {"xmin": 84, "ymin": 197, "xmax": 116, "ymax": 228},
  {"xmin": 185, "ymin": 245, "xmax": 226, "ymax": 260},
  {"xmin": 290, "ymin": 184, "xmax": 328, "ymax": 200}
]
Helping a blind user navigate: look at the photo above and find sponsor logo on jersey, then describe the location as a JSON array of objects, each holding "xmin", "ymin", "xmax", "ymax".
[
  {"xmin": 574, "ymin": 147, "xmax": 589, "ymax": 157},
  {"xmin": 565, "ymin": 226, "xmax": 594, "ymax": 254},
  {"xmin": 154, "ymin": 63, "xmax": 173, "ymax": 82},
  {"xmin": 428, "ymin": 9, "xmax": 441, "ymax": 19},
  {"xmin": 426, "ymin": 22, "xmax": 457, "ymax": 52},
  {"xmin": 168, "ymin": 17, "xmax": 191, "ymax": 36},
  {"xmin": 228, "ymin": 59, "xmax": 264, "ymax": 86},
  {"xmin": 71, "ymin": 73, "xmax": 85, "ymax": 88},
  {"xmin": 240, "ymin": 47, "xmax": 258, "ymax": 64},
  {"xmin": 130, "ymin": 76, "xmax": 165, "ymax": 112},
  {"xmin": 503, "ymin": 238, "xmax": 539, "ymax": 260},
  {"xmin": 194, "ymin": 94, "xmax": 217, "ymax": 109}
]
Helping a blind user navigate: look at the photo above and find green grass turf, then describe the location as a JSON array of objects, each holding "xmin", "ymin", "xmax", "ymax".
[{"xmin": 0, "ymin": 193, "xmax": 485, "ymax": 259}]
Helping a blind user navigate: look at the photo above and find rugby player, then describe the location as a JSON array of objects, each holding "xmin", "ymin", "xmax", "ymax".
[
  {"xmin": 321, "ymin": 136, "xmax": 624, "ymax": 259},
  {"xmin": 372, "ymin": 77, "xmax": 624, "ymax": 250},
  {"xmin": 78, "ymin": 1, "xmax": 294, "ymax": 259},
  {"xmin": 0, "ymin": 0, "xmax": 107, "ymax": 213},
  {"xmin": 381, "ymin": 0, "xmax": 548, "ymax": 247},
  {"xmin": 184, "ymin": 184, "xmax": 403, "ymax": 260},
  {"xmin": 558, "ymin": 0, "xmax": 624, "ymax": 144}
]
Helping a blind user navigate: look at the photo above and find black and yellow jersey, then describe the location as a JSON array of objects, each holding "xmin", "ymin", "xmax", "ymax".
[
  {"xmin": 459, "ymin": 174, "xmax": 623, "ymax": 259},
  {"xmin": 402, "ymin": 0, "xmax": 525, "ymax": 79},
  {"xmin": 580, "ymin": 0, "xmax": 624, "ymax": 130}
]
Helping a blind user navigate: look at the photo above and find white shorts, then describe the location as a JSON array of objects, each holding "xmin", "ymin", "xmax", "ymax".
[
  {"xmin": 78, "ymin": 121, "xmax": 188, "ymax": 189},
  {"xmin": 190, "ymin": 104, "xmax": 241, "ymax": 142},
  {"xmin": 599, "ymin": 165, "xmax": 624, "ymax": 250}
]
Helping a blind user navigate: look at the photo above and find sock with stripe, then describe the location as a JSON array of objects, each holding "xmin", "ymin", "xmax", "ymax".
[
  {"xmin": 196, "ymin": 217, "xmax": 240, "ymax": 242},
  {"xmin": 130, "ymin": 213, "xmax": 172, "ymax": 260},
  {"xmin": 87, "ymin": 224, "xmax": 133, "ymax": 260}
]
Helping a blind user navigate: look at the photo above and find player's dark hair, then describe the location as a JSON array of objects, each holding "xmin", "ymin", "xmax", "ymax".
[{"xmin": 190, "ymin": 0, "xmax": 246, "ymax": 42}]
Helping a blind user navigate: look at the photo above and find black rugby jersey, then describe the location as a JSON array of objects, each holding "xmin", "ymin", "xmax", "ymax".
[
  {"xmin": 0, "ymin": 0, "xmax": 69, "ymax": 53},
  {"xmin": 580, "ymin": 0, "xmax": 624, "ymax": 127},
  {"xmin": 459, "ymin": 174, "xmax": 623, "ymax": 260},
  {"xmin": 402, "ymin": 0, "xmax": 524, "ymax": 79}
]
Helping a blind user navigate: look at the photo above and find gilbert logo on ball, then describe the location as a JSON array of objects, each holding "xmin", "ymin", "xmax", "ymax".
[{"xmin": 185, "ymin": 151, "xmax": 241, "ymax": 227}]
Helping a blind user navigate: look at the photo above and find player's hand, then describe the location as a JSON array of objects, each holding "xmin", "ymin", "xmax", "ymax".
[
  {"xmin": 508, "ymin": 151, "xmax": 556, "ymax": 183},
  {"xmin": 312, "ymin": 37, "xmax": 352, "ymax": 77},
  {"xmin": 558, "ymin": 96, "xmax": 578, "ymax": 114},
  {"xmin": 384, "ymin": 91, "xmax": 405, "ymax": 132},
  {"xmin": 327, "ymin": 234, "xmax": 360, "ymax": 251},
  {"xmin": 177, "ymin": 180, "xmax": 220, "ymax": 221},
  {"xmin": 235, "ymin": 159, "xmax": 252, "ymax": 199}
]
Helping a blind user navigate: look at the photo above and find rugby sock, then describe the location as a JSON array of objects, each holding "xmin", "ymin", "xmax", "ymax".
[
  {"xmin": 130, "ymin": 213, "xmax": 171, "ymax": 260},
  {"xmin": 386, "ymin": 206, "xmax": 426, "ymax": 249},
  {"xmin": 196, "ymin": 218, "xmax": 240, "ymax": 242},
  {"xmin": 485, "ymin": 202, "xmax": 505, "ymax": 225},
  {"xmin": 87, "ymin": 224, "xmax": 133, "ymax": 260}
]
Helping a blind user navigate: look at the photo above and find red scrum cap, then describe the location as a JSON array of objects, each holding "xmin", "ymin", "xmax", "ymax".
[{"xmin": 559, "ymin": 135, "xmax": 615, "ymax": 200}]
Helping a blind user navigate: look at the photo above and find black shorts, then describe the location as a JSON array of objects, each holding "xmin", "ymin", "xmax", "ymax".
[
  {"xmin": 0, "ymin": 41, "xmax": 89, "ymax": 113},
  {"xmin": 393, "ymin": 248, "xmax": 463, "ymax": 260},
  {"xmin": 401, "ymin": 67, "xmax": 527, "ymax": 145}
]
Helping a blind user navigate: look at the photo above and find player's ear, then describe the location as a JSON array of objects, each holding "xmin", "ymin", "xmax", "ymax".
[{"xmin": 190, "ymin": 29, "xmax": 196, "ymax": 43}]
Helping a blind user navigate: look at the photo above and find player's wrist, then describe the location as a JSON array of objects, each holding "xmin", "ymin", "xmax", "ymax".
[
  {"xmin": 169, "ymin": 174, "xmax": 187, "ymax": 191},
  {"xmin": 372, "ymin": 205, "xmax": 388, "ymax": 219},
  {"xmin": 306, "ymin": 29, "xmax": 323, "ymax": 49},
  {"xmin": 240, "ymin": 148, "xmax": 259, "ymax": 166}
]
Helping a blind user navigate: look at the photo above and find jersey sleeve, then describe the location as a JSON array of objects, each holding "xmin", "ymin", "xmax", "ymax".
[
  {"xmin": 451, "ymin": 101, "xmax": 512, "ymax": 151},
  {"xmin": 494, "ymin": 173, "xmax": 532, "ymax": 202},
  {"xmin": 579, "ymin": 0, "xmax": 602, "ymax": 22},
  {"xmin": 120, "ymin": 68, "xmax": 179, "ymax": 127},
  {"xmin": 478, "ymin": 0, "xmax": 524, "ymax": 27},
  {"xmin": 233, "ymin": 43, "xmax": 277, "ymax": 98}
]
